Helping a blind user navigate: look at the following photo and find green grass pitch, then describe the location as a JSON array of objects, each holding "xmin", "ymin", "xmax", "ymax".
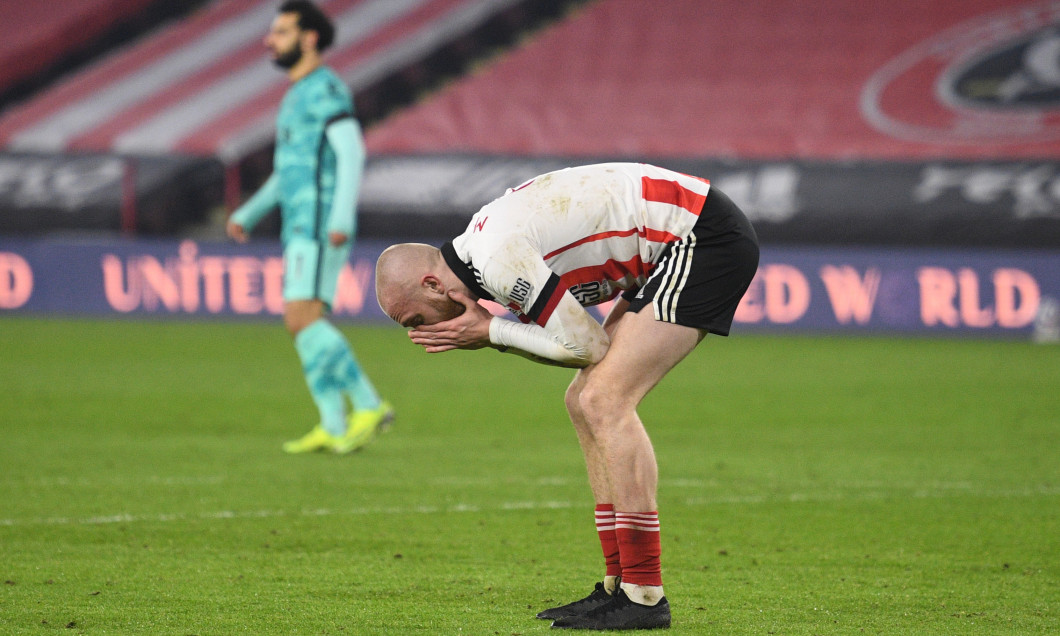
[{"xmin": 1, "ymin": 317, "xmax": 1058, "ymax": 634}]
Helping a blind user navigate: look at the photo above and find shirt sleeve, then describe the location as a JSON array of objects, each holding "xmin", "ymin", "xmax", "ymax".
[
  {"xmin": 477, "ymin": 236, "xmax": 610, "ymax": 366},
  {"xmin": 229, "ymin": 173, "xmax": 280, "ymax": 231},
  {"xmin": 488, "ymin": 292, "xmax": 610, "ymax": 367},
  {"xmin": 323, "ymin": 117, "xmax": 365, "ymax": 237},
  {"xmin": 477, "ymin": 235, "xmax": 567, "ymax": 326}
]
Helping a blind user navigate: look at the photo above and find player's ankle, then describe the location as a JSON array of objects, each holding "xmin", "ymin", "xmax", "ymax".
[{"xmin": 620, "ymin": 582, "xmax": 664, "ymax": 606}]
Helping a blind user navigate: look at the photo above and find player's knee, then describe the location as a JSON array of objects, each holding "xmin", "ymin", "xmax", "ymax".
[
  {"xmin": 282, "ymin": 313, "xmax": 301, "ymax": 335},
  {"xmin": 564, "ymin": 382, "xmax": 585, "ymax": 419},
  {"xmin": 578, "ymin": 379, "xmax": 626, "ymax": 427},
  {"xmin": 283, "ymin": 311, "xmax": 314, "ymax": 335},
  {"xmin": 283, "ymin": 301, "xmax": 323, "ymax": 335}
]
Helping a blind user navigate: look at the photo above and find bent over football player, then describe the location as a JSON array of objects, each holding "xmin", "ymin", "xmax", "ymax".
[{"xmin": 375, "ymin": 163, "xmax": 759, "ymax": 630}]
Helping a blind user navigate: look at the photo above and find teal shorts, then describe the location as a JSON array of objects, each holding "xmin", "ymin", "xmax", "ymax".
[{"xmin": 283, "ymin": 236, "xmax": 351, "ymax": 307}]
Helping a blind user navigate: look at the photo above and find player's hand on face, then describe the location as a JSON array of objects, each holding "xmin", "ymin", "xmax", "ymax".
[{"xmin": 408, "ymin": 290, "xmax": 492, "ymax": 352}]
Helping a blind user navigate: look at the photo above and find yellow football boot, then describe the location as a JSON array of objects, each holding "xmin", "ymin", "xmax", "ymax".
[
  {"xmin": 282, "ymin": 424, "xmax": 340, "ymax": 454},
  {"xmin": 333, "ymin": 402, "xmax": 395, "ymax": 454}
]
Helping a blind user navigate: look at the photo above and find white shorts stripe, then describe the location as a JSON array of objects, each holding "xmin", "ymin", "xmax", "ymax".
[
  {"xmin": 651, "ymin": 242, "xmax": 682, "ymax": 321},
  {"xmin": 652, "ymin": 232, "xmax": 696, "ymax": 322}
]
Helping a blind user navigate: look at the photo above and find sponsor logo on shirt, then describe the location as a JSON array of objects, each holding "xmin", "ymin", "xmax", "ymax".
[
  {"xmin": 511, "ymin": 277, "xmax": 533, "ymax": 305},
  {"xmin": 570, "ymin": 281, "xmax": 607, "ymax": 305}
]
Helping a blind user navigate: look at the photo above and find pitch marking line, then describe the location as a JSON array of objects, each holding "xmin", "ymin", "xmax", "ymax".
[
  {"xmin": 0, "ymin": 500, "xmax": 577, "ymax": 528},
  {"xmin": 1, "ymin": 486, "xmax": 1057, "ymax": 528}
]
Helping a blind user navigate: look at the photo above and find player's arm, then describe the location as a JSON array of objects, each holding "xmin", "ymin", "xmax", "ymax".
[
  {"xmin": 482, "ymin": 247, "xmax": 611, "ymax": 366},
  {"xmin": 488, "ymin": 292, "xmax": 610, "ymax": 367},
  {"xmin": 323, "ymin": 117, "xmax": 365, "ymax": 246},
  {"xmin": 409, "ymin": 291, "xmax": 610, "ymax": 369},
  {"xmin": 409, "ymin": 238, "xmax": 609, "ymax": 367},
  {"xmin": 227, "ymin": 173, "xmax": 280, "ymax": 242}
]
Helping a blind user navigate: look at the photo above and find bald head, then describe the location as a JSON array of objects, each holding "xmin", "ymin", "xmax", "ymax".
[{"xmin": 375, "ymin": 243, "xmax": 465, "ymax": 327}]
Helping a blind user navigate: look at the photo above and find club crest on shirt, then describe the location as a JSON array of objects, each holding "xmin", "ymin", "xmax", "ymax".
[{"xmin": 861, "ymin": 2, "xmax": 1060, "ymax": 144}]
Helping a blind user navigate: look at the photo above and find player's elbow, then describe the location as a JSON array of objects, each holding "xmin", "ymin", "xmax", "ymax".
[
  {"xmin": 563, "ymin": 332, "xmax": 610, "ymax": 367},
  {"xmin": 586, "ymin": 332, "xmax": 610, "ymax": 364}
]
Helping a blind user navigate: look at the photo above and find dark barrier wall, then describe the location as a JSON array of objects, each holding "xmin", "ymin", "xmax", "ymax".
[
  {"xmin": 2, "ymin": 237, "xmax": 1058, "ymax": 340},
  {"xmin": 357, "ymin": 156, "xmax": 1060, "ymax": 248},
  {"xmin": 0, "ymin": 152, "xmax": 223, "ymax": 234},
  {"xmin": 4, "ymin": 152, "xmax": 1059, "ymax": 249}
]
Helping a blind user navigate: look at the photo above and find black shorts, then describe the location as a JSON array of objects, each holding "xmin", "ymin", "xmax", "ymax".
[{"xmin": 625, "ymin": 187, "xmax": 760, "ymax": 336}]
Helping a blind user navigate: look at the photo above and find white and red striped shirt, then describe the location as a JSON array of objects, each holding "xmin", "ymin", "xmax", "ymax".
[{"xmin": 444, "ymin": 163, "xmax": 710, "ymax": 326}]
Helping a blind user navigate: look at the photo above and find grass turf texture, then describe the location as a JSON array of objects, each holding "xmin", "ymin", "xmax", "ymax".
[{"xmin": 1, "ymin": 317, "xmax": 1057, "ymax": 634}]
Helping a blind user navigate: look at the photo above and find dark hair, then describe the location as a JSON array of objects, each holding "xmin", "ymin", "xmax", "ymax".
[{"xmin": 279, "ymin": 1, "xmax": 335, "ymax": 51}]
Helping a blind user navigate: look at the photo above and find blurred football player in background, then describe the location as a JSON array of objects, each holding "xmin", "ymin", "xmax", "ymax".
[{"xmin": 227, "ymin": 1, "xmax": 392, "ymax": 454}]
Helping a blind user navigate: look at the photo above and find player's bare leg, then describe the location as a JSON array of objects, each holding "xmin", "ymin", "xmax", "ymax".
[
  {"xmin": 563, "ymin": 368, "xmax": 621, "ymax": 607},
  {"xmin": 537, "ymin": 392, "xmax": 621, "ymax": 622},
  {"xmin": 582, "ymin": 308, "xmax": 701, "ymax": 501},
  {"xmin": 566, "ymin": 369, "xmax": 614, "ymax": 506},
  {"xmin": 539, "ymin": 301, "xmax": 633, "ymax": 621},
  {"xmin": 284, "ymin": 298, "xmax": 325, "ymax": 336},
  {"xmin": 578, "ymin": 309, "xmax": 702, "ymax": 599},
  {"xmin": 552, "ymin": 310, "xmax": 699, "ymax": 628},
  {"xmin": 566, "ymin": 297, "xmax": 632, "ymax": 496}
]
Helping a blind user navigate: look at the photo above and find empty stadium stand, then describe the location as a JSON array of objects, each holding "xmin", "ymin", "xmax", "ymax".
[
  {"xmin": 0, "ymin": 0, "xmax": 575, "ymax": 234},
  {"xmin": 366, "ymin": 0, "xmax": 1060, "ymax": 159},
  {"xmin": 1, "ymin": 0, "xmax": 1058, "ymax": 246},
  {"xmin": 0, "ymin": 0, "xmax": 570, "ymax": 159},
  {"xmin": 359, "ymin": 0, "xmax": 1060, "ymax": 246},
  {"xmin": 0, "ymin": 1, "xmax": 209, "ymax": 109}
]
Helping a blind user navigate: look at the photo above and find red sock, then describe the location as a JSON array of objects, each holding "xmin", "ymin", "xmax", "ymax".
[
  {"xmin": 595, "ymin": 504, "xmax": 621, "ymax": 578},
  {"xmin": 615, "ymin": 511, "xmax": 662, "ymax": 586}
]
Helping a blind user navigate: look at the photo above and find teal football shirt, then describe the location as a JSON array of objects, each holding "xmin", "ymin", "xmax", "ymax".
[
  {"xmin": 274, "ymin": 66, "xmax": 357, "ymax": 245},
  {"xmin": 229, "ymin": 65, "xmax": 366, "ymax": 304}
]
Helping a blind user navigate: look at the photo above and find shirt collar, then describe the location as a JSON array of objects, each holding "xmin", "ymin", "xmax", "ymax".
[{"xmin": 440, "ymin": 241, "xmax": 495, "ymax": 302}]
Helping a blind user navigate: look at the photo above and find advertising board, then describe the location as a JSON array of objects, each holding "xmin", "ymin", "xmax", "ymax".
[{"xmin": 2, "ymin": 237, "xmax": 1057, "ymax": 340}]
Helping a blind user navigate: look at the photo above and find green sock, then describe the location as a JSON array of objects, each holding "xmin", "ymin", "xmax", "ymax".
[
  {"xmin": 337, "ymin": 340, "xmax": 382, "ymax": 413},
  {"xmin": 294, "ymin": 320, "xmax": 348, "ymax": 437},
  {"xmin": 294, "ymin": 319, "xmax": 382, "ymax": 436},
  {"xmin": 313, "ymin": 319, "xmax": 381, "ymax": 412}
]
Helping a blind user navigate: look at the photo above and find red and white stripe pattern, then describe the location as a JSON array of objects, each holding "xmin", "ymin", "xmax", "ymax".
[
  {"xmin": 0, "ymin": 0, "xmax": 523, "ymax": 162},
  {"xmin": 595, "ymin": 504, "xmax": 616, "ymax": 532},
  {"xmin": 595, "ymin": 504, "xmax": 621, "ymax": 577},
  {"xmin": 615, "ymin": 510, "xmax": 662, "ymax": 586},
  {"xmin": 454, "ymin": 163, "xmax": 710, "ymax": 325},
  {"xmin": 539, "ymin": 165, "xmax": 709, "ymax": 294},
  {"xmin": 0, "ymin": 0, "xmax": 158, "ymax": 93},
  {"xmin": 614, "ymin": 511, "xmax": 660, "ymax": 533}
]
